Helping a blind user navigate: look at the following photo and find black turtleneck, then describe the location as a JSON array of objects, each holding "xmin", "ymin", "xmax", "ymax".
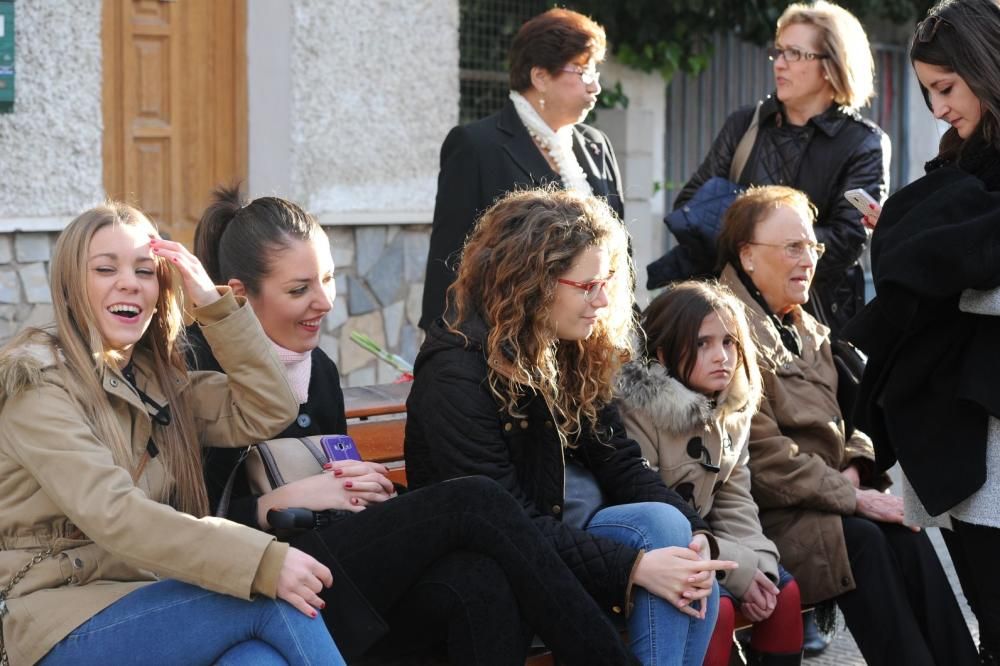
[{"xmin": 735, "ymin": 265, "xmax": 802, "ymax": 357}]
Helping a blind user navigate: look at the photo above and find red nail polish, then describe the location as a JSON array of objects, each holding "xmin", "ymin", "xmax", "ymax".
[
  {"xmin": 320, "ymin": 601, "xmax": 326, "ymax": 609},
  {"xmin": 344, "ymin": 481, "xmax": 353, "ymax": 488},
  {"xmin": 869, "ymin": 203, "xmax": 877, "ymax": 209},
  {"xmin": 333, "ymin": 469, "xmax": 343, "ymax": 477},
  {"xmin": 322, "ymin": 463, "xmax": 333, "ymax": 470},
  {"xmin": 351, "ymin": 497, "xmax": 359, "ymax": 505},
  {"xmin": 310, "ymin": 610, "xmax": 317, "ymax": 618}
]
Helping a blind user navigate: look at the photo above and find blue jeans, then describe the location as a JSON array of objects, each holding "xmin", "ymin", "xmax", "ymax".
[
  {"xmin": 39, "ymin": 579, "xmax": 344, "ymax": 665},
  {"xmin": 587, "ymin": 502, "xmax": 719, "ymax": 666}
]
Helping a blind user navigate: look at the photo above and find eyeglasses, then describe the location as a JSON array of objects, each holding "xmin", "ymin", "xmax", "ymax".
[
  {"xmin": 767, "ymin": 47, "xmax": 830, "ymax": 63},
  {"xmin": 557, "ymin": 275, "xmax": 612, "ymax": 302},
  {"xmin": 561, "ymin": 66, "xmax": 600, "ymax": 86},
  {"xmin": 916, "ymin": 15, "xmax": 949, "ymax": 43},
  {"xmin": 747, "ymin": 240, "xmax": 826, "ymax": 260}
]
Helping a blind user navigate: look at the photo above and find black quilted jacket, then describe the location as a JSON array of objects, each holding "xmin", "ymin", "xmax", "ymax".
[
  {"xmin": 650, "ymin": 95, "xmax": 890, "ymax": 335},
  {"xmin": 404, "ymin": 315, "xmax": 712, "ymax": 613}
]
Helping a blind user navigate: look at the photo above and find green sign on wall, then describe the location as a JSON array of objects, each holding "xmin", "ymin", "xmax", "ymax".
[{"xmin": 0, "ymin": 1, "xmax": 13, "ymax": 113}]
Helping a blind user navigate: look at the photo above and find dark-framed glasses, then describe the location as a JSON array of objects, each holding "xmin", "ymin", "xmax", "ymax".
[
  {"xmin": 767, "ymin": 46, "xmax": 830, "ymax": 63},
  {"xmin": 747, "ymin": 240, "xmax": 826, "ymax": 260},
  {"xmin": 557, "ymin": 275, "xmax": 612, "ymax": 302},
  {"xmin": 916, "ymin": 15, "xmax": 949, "ymax": 43},
  {"xmin": 561, "ymin": 66, "xmax": 600, "ymax": 86}
]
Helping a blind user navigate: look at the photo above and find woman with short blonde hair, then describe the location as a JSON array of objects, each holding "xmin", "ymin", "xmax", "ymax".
[
  {"xmin": 777, "ymin": 0, "xmax": 875, "ymax": 111},
  {"xmin": 651, "ymin": 1, "xmax": 890, "ymax": 338}
]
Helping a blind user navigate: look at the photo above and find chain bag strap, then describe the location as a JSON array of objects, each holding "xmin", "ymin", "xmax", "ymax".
[{"xmin": 0, "ymin": 546, "xmax": 55, "ymax": 666}]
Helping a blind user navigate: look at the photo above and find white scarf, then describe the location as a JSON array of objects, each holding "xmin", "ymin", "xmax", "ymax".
[
  {"xmin": 271, "ymin": 341, "xmax": 312, "ymax": 405},
  {"xmin": 509, "ymin": 90, "xmax": 593, "ymax": 195}
]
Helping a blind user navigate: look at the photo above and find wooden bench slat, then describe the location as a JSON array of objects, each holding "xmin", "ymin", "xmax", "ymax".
[{"xmin": 343, "ymin": 383, "xmax": 411, "ymax": 419}]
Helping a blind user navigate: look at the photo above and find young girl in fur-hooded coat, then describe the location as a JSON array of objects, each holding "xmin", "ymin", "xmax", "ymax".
[{"xmin": 616, "ymin": 280, "xmax": 803, "ymax": 666}]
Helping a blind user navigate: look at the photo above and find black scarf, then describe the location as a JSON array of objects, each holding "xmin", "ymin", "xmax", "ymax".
[{"xmin": 735, "ymin": 265, "xmax": 802, "ymax": 357}]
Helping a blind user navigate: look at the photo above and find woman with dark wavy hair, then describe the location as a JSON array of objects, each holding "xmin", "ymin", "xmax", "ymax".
[
  {"xmin": 845, "ymin": 0, "xmax": 1000, "ymax": 659},
  {"xmin": 406, "ymin": 187, "xmax": 738, "ymax": 665}
]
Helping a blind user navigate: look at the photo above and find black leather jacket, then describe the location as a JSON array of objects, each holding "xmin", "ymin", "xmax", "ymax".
[
  {"xmin": 650, "ymin": 95, "xmax": 890, "ymax": 334},
  {"xmin": 404, "ymin": 314, "xmax": 713, "ymax": 613}
]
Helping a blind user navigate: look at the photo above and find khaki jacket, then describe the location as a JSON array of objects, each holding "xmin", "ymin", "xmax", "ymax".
[
  {"xmin": 0, "ymin": 291, "xmax": 298, "ymax": 665},
  {"xmin": 721, "ymin": 265, "xmax": 887, "ymax": 604},
  {"xmin": 617, "ymin": 360, "xmax": 778, "ymax": 599}
]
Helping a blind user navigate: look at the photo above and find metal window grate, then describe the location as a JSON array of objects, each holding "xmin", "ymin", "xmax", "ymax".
[{"xmin": 459, "ymin": 0, "xmax": 548, "ymax": 125}]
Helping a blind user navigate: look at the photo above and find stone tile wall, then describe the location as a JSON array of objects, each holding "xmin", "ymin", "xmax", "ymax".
[
  {"xmin": 0, "ymin": 226, "xmax": 430, "ymax": 388},
  {"xmin": 0, "ymin": 232, "xmax": 58, "ymax": 340}
]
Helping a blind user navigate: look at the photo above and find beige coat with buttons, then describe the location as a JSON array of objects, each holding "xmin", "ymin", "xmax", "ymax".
[
  {"xmin": 0, "ymin": 291, "xmax": 298, "ymax": 665},
  {"xmin": 617, "ymin": 358, "xmax": 779, "ymax": 599},
  {"xmin": 720, "ymin": 265, "xmax": 887, "ymax": 604}
]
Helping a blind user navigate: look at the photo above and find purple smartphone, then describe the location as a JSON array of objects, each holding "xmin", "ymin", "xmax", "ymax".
[{"xmin": 321, "ymin": 434, "xmax": 362, "ymax": 462}]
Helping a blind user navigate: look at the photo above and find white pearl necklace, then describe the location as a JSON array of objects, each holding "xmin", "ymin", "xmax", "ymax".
[{"xmin": 509, "ymin": 91, "xmax": 593, "ymax": 195}]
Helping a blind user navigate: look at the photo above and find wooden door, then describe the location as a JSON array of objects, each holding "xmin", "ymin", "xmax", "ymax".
[{"xmin": 103, "ymin": 0, "xmax": 247, "ymax": 247}]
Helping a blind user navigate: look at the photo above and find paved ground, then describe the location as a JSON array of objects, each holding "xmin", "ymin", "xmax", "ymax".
[{"xmin": 800, "ymin": 465, "xmax": 980, "ymax": 665}]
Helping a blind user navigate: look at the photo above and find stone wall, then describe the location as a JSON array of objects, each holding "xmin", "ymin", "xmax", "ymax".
[
  {"xmin": 0, "ymin": 232, "xmax": 57, "ymax": 340},
  {"xmin": 321, "ymin": 224, "xmax": 429, "ymax": 386}
]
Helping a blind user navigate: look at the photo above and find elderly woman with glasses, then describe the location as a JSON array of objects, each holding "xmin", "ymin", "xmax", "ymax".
[
  {"xmin": 419, "ymin": 7, "xmax": 624, "ymax": 331},
  {"xmin": 716, "ymin": 185, "xmax": 977, "ymax": 666},
  {"xmin": 844, "ymin": 0, "xmax": 1000, "ymax": 659},
  {"xmin": 649, "ymin": 1, "xmax": 889, "ymax": 337}
]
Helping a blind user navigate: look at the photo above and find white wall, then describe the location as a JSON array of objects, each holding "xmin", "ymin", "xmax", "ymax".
[{"xmin": 0, "ymin": 0, "xmax": 103, "ymax": 231}]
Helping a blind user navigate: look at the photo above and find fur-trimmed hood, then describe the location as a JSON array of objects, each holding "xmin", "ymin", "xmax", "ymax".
[
  {"xmin": 615, "ymin": 359, "xmax": 759, "ymax": 437},
  {"xmin": 0, "ymin": 341, "xmax": 60, "ymax": 400}
]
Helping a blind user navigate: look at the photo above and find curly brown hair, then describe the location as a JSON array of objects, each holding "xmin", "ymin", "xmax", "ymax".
[{"xmin": 447, "ymin": 187, "xmax": 634, "ymax": 447}]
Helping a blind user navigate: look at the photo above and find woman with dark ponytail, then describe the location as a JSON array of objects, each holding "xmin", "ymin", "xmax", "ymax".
[{"xmin": 190, "ymin": 185, "xmax": 639, "ymax": 665}]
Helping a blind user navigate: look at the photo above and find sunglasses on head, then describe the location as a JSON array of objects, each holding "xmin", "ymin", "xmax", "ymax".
[{"xmin": 916, "ymin": 14, "xmax": 949, "ymax": 43}]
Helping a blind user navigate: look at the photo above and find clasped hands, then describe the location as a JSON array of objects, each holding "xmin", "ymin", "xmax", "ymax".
[{"xmin": 633, "ymin": 532, "xmax": 738, "ymax": 619}]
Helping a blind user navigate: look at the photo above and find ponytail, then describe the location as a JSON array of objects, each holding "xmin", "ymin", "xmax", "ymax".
[
  {"xmin": 194, "ymin": 184, "xmax": 322, "ymax": 294},
  {"xmin": 194, "ymin": 184, "xmax": 244, "ymax": 285}
]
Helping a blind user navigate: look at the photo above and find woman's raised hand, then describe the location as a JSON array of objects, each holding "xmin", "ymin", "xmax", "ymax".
[
  {"xmin": 148, "ymin": 236, "xmax": 221, "ymax": 308},
  {"xmin": 276, "ymin": 547, "xmax": 333, "ymax": 617},
  {"xmin": 256, "ymin": 461, "xmax": 396, "ymax": 528},
  {"xmin": 632, "ymin": 546, "xmax": 738, "ymax": 619}
]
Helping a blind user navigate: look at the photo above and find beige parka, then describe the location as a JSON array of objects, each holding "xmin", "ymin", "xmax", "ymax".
[
  {"xmin": 0, "ymin": 290, "xmax": 298, "ymax": 665},
  {"xmin": 617, "ymin": 355, "xmax": 779, "ymax": 600},
  {"xmin": 720, "ymin": 265, "xmax": 888, "ymax": 605}
]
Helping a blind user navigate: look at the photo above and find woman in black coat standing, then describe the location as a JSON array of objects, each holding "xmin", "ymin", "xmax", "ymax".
[
  {"xmin": 650, "ymin": 1, "xmax": 889, "ymax": 335},
  {"xmin": 420, "ymin": 7, "xmax": 624, "ymax": 330},
  {"xmin": 845, "ymin": 1, "xmax": 1000, "ymax": 660}
]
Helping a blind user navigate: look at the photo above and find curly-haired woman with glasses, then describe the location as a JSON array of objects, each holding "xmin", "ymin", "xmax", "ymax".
[
  {"xmin": 406, "ymin": 188, "xmax": 739, "ymax": 665},
  {"xmin": 844, "ymin": 0, "xmax": 1000, "ymax": 660},
  {"xmin": 717, "ymin": 185, "xmax": 977, "ymax": 666},
  {"xmin": 649, "ymin": 1, "xmax": 889, "ymax": 337}
]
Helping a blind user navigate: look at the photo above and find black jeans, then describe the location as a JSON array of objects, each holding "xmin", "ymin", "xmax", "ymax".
[
  {"xmin": 835, "ymin": 516, "xmax": 977, "ymax": 666},
  {"xmin": 943, "ymin": 518, "xmax": 1000, "ymax": 656},
  {"xmin": 293, "ymin": 476, "xmax": 635, "ymax": 666}
]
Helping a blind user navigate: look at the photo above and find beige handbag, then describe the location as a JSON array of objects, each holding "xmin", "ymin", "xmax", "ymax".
[{"xmin": 216, "ymin": 436, "xmax": 329, "ymax": 517}]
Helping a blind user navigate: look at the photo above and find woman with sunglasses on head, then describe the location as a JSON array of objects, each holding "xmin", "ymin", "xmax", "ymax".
[
  {"xmin": 649, "ymin": 1, "xmax": 889, "ymax": 337},
  {"xmin": 190, "ymin": 185, "xmax": 640, "ymax": 666},
  {"xmin": 844, "ymin": 1, "xmax": 1000, "ymax": 660},
  {"xmin": 716, "ymin": 185, "xmax": 977, "ymax": 666},
  {"xmin": 420, "ymin": 7, "xmax": 624, "ymax": 331},
  {"xmin": 406, "ymin": 187, "xmax": 740, "ymax": 666}
]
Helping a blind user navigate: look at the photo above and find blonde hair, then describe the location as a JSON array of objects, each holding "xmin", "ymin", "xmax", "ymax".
[
  {"xmin": 0, "ymin": 203, "xmax": 208, "ymax": 516},
  {"xmin": 777, "ymin": 0, "xmax": 875, "ymax": 110},
  {"xmin": 448, "ymin": 188, "xmax": 635, "ymax": 447}
]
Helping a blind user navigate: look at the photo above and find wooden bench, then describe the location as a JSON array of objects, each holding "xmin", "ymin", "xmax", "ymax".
[{"xmin": 343, "ymin": 383, "xmax": 792, "ymax": 661}]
